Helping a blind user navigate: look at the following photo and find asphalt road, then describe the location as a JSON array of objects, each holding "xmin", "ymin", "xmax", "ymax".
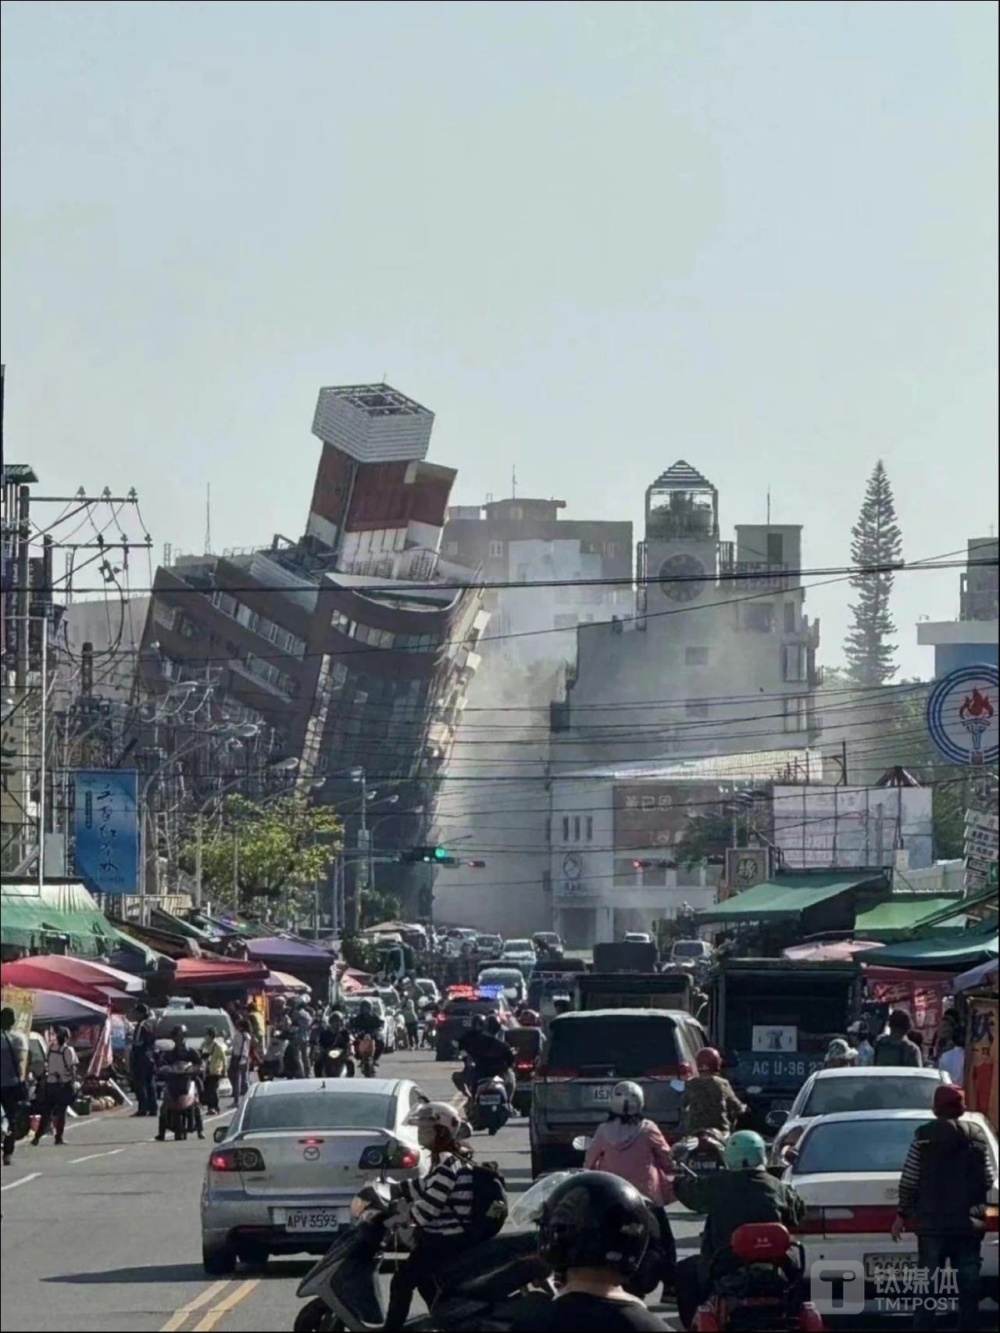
[{"xmin": 0, "ymin": 1049, "xmax": 696, "ymax": 1332}]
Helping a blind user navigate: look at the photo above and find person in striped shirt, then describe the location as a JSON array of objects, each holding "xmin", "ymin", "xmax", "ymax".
[{"xmin": 383, "ymin": 1101, "xmax": 476, "ymax": 1329}]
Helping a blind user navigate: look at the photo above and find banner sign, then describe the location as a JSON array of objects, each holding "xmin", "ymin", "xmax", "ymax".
[{"xmin": 74, "ymin": 770, "xmax": 140, "ymax": 895}]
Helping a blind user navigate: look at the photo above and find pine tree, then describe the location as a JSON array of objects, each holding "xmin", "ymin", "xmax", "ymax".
[{"xmin": 844, "ymin": 460, "xmax": 902, "ymax": 686}]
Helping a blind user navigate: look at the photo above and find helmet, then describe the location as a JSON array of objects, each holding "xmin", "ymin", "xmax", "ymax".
[
  {"xmin": 825, "ymin": 1038, "xmax": 856, "ymax": 1063},
  {"xmin": 170, "ymin": 1024, "xmax": 187, "ymax": 1041},
  {"xmin": 485, "ymin": 1015, "xmax": 502, "ymax": 1036},
  {"xmin": 609, "ymin": 1080, "xmax": 645, "ymax": 1119},
  {"xmin": 468, "ymin": 1014, "xmax": 486, "ymax": 1032},
  {"xmin": 519, "ymin": 1009, "xmax": 541, "ymax": 1027},
  {"xmin": 724, "ymin": 1130, "xmax": 767, "ymax": 1171},
  {"xmin": 358, "ymin": 999, "xmax": 373, "ymax": 1014},
  {"xmin": 695, "ymin": 1046, "xmax": 722, "ymax": 1075},
  {"xmin": 538, "ymin": 1172, "xmax": 650, "ymax": 1276},
  {"xmin": 405, "ymin": 1101, "xmax": 464, "ymax": 1135}
]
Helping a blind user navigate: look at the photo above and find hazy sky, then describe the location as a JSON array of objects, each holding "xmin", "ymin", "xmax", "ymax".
[{"xmin": 2, "ymin": 0, "xmax": 996, "ymax": 678}]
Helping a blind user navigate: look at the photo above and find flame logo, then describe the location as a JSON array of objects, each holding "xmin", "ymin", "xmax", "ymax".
[{"xmin": 959, "ymin": 689, "xmax": 995, "ymax": 722}]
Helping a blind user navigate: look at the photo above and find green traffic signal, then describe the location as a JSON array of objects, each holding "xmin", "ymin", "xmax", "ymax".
[{"xmin": 433, "ymin": 846, "xmax": 451, "ymax": 862}]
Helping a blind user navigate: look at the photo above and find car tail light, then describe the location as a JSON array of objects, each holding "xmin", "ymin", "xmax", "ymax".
[
  {"xmin": 799, "ymin": 1206, "xmax": 898, "ymax": 1235},
  {"xmin": 983, "ymin": 1205, "xmax": 998, "ymax": 1233},
  {"xmin": 210, "ymin": 1147, "xmax": 265, "ymax": 1173},
  {"xmin": 435, "ymin": 1014, "xmax": 448, "ymax": 1026},
  {"xmin": 515, "ymin": 1059, "xmax": 535, "ymax": 1072}
]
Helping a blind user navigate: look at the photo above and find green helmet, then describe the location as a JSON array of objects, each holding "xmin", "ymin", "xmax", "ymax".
[{"xmin": 724, "ymin": 1130, "xmax": 767, "ymax": 1171}]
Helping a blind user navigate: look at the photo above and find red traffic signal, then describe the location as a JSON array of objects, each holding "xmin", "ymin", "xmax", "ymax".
[
  {"xmin": 632, "ymin": 859, "xmax": 652, "ymax": 870},
  {"xmin": 466, "ymin": 859, "xmax": 487, "ymax": 868}
]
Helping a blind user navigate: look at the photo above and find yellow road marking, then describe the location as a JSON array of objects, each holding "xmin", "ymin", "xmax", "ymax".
[
  {"xmin": 191, "ymin": 1278, "xmax": 260, "ymax": 1332},
  {"xmin": 160, "ymin": 1280, "xmax": 231, "ymax": 1332}
]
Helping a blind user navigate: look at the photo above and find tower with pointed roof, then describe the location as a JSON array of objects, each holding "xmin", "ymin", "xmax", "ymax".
[{"xmin": 641, "ymin": 461, "xmax": 720, "ymax": 611}]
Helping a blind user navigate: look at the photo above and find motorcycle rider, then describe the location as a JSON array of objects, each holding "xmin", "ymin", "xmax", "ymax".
[
  {"xmin": 673, "ymin": 1129, "xmax": 805, "ymax": 1330},
  {"xmin": 514, "ymin": 1171, "xmax": 670, "ymax": 1330},
  {"xmin": 155, "ymin": 1025, "xmax": 205, "ymax": 1142},
  {"xmin": 584, "ymin": 1081, "xmax": 677, "ymax": 1295},
  {"xmin": 680, "ymin": 1047, "xmax": 746, "ymax": 1138},
  {"xmin": 455, "ymin": 1015, "xmax": 516, "ymax": 1104},
  {"xmin": 383, "ymin": 1102, "xmax": 480, "ymax": 1330},
  {"xmin": 314, "ymin": 1008, "xmax": 353, "ymax": 1077},
  {"xmin": 349, "ymin": 999, "xmax": 385, "ymax": 1069}
]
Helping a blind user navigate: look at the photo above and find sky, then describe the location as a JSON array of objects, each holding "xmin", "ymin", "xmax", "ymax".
[{"xmin": 1, "ymin": 0, "xmax": 997, "ymax": 679}]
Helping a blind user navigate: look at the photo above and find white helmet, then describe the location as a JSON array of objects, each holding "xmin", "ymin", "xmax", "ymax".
[
  {"xmin": 610, "ymin": 1080, "xmax": 644, "ymax": 1118},
  {"xmin": 405, "ymin": 1101, "xmax": 464, "ymax": 1135}
]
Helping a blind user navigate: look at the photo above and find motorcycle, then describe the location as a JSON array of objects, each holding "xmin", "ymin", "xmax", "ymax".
[
  {"xmin": 469, "ymin": 1076, "xmax": 511, "ymax": 1136},
  {"xmin": 692, "ymin": 1222, "xmax": 825, "ymax": 1332},
  {"xmin": 354, "ymin": 1035, "xmax": 377, "ymax": 1079},
  {"xmin": 160, "ymin": 1061, "xmax": 198, "ymax": 1140},
  {"xmin": 672, "ymin": 1128, "xmax": 728, "ymax": 1177},
  {"xmin": 293, "ymin": 1179, "xmax": 555, "ymax": 1332}
]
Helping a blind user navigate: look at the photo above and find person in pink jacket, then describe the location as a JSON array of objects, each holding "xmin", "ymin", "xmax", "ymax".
[{"xmin": 585, "ymin": 1081, "xmax": 677, "ymax": 1296}]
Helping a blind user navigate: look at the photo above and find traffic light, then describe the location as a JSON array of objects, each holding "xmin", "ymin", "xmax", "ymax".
[
  {"xmin": 399, "ymin": 845, "xmax": 459, "ymax": 866},
  {"xmin": 465, "ymin": 860, "xmax": 487, "ymax": 869},
  {"xmin": 632, "ymin": 859, "xmax": 653, "ymax": 870}
]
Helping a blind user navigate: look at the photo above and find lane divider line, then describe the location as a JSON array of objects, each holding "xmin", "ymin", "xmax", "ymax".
[
  {"xmin": 69, "ymin": 1147, "xmax": 127, "ymax": 1165},
  {"xmin": 159, "ymin": 1279, "xmax": 233, "ymax": 1332},
  {"xmin": 1, "ymin": 1171, "xmax": 41, "ymax": 1192},
  {"xmin": 191, "ymin": 1278, "xmax": 259, "ymax": 1332}
]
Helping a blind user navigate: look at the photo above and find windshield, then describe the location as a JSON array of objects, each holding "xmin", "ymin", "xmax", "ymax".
[
  {"xmin": 802, "ymin": 1075, "xmax": 941, "ymax": 1117},
  {"xmin": 672, "ymin": 941, "xmax": 706, "ymax": 958},
  {"xmin": 241, "ymin": 1090, "xmax": 394, "ymax": 1133},
  {"xmin": 794, "ymin": 1118, "xmax": 919, "ymax": 1175},
  {"xmin": 479, "ymin": 970, "xmax": 523, "ymax": 986},
  {"xmin": 155, "ymin": 1013, "xmax": 234, "ymax": 1041},
  {"xmin": 503, "ymin": 940, "xmax": 534, "ymax": 953},
  {"xmin": 507, "ymin": 1170, "xmax": 579, "ymax": 1229},
  {"xmin": 547, "ymin": 1017, "xmax": 680, "ymax": 1076}
]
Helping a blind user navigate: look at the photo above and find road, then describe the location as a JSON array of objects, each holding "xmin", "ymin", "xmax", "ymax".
[{"xmin": 1, "ymin": 1048, "xmax": 700, "ymax": 1332}]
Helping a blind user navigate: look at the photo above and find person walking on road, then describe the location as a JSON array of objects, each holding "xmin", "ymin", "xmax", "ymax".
[
  {"xmin": 893, "ymin": 1084, "xmax": 993, "ymax": 1332},
  {"xmin": 228, "ymin": 1018, "xmax": 253, "ymax": 1105},
  {"xmin": 200, "ymin": 1026, "xmax": 227, "ymax": 1114},
  {"xmin": 129, "ymin": 1003, "xmax": 158, "ymax": 1117},
  {"xmin": 32, "ymin": 1027, "xmax": 79, "ymax": 1146},
  {"xmin": 1, "ymin": 1006, "xmax": 29, "ymax": 1166},
  {"xmin": 935, "ymin": 1011, "xmax": 966, "ymax": 1087},
  {"xmin": 873, "ymin": 1009, "xmax": 923, "ymax": 1067}
]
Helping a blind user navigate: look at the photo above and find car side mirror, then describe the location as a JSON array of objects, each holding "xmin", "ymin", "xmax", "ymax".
[
  {"xmin": 783, "ymin": 1146, "xmax": 799, "ymax": 1164},
  {"xmin": 765, "ymin": 1110, "xmax": 789, "ymax": 1129},
  {"xmin": 213, "ymin": 1126, "xmax": 227, "ymax": 1144}
]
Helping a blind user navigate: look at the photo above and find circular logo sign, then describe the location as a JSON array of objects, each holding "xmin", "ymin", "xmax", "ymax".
[
  {"xmin": 658, "ymin": 554, "xmax": 706, "ymax": 602},
  {"xmin": 925, "ymin": 664, "xmax": 999, "ymax": 765}
]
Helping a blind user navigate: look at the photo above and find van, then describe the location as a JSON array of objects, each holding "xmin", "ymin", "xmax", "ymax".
[{"xmin": 529, "ymin": 1008, "xmax": 709, "ymax": 1177}]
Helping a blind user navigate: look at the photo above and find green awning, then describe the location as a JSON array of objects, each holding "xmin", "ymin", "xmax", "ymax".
[
  {"xmin": 855, "ymin": 896, "xmax": 967, "ymax": 941},
  {"xmin": 0, "ymin": 880, "xmax": 157, "ymax": 966},
  {"xmin": 697, "ymin": 873, "xmax": 880, "ymax": 924},
  {"xmin": 858, "ymin": 920, "xmax": 999, "ymax": 970}
]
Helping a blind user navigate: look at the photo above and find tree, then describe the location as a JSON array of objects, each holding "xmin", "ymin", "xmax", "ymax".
[
  {"xmin": 186, "ymin": 794, "xmax": 342, "ymax": 910},
  {"xmin": 674, "ymin": 811, "xmax": 745, "ymax": 868},
  {"xmin": 844, "ymin": 461, "xmax": 903, "ymax": 686}
]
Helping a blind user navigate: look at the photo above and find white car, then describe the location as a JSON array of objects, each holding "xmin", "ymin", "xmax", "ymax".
[
  {"xmin": 768, "ymin": 1066, "xmax": 952, "ymax": 1165},
  {"xmin": 783, "ymin": 1109, "xmax": 999, "ymax": 1308},
  {"xmin": 477, "ymin": 966, "xmax": 528, "ymax": 1005},
  {"xmin": 200, "ymin": 1077, "xmax": 429, "ymax": 1273},
  {"xmin": 500, "ymin": 939, "xmax": 538, "ymax": 976}
]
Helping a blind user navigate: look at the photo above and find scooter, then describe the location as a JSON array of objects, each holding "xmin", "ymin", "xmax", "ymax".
[
  {"xmin": 691, "ymin": 1222, "xmax": 825, "ymax": 1332},
  {"xmin": 672, "ymin": 1128, "xmax": 728, "ymax": 1177},
  {"xmin": 293, "ymin": 1181, "xmax": 554, "ymax": 1332},
  {"xmin": 159, "ymin": 1062, "xmax": 198, "ymax": 1140},
  {"xmin": 469, "ymin": 1076, "xmax": 511, "ymax": 1136},
  {"xmin": 354, "ymin": 1035, "xmax": 377, "ymax": 1079}
]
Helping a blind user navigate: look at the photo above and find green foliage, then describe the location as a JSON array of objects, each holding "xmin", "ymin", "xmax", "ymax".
[
  {"xmin": 359, "ymin": 887, "xmax": 403, "ymax": 930},
  {"xmin": 844, "ymin": 461, "xmax": 903, "ymax": 687},
  {"xmin": 339, "ymin": 931, "xmax": 382, "ymax": 973},
  {"xmin": 675, "ymin": 811, "xmax": 744, "ymax": 868},
  {"xmin": 188, "ymin": 795, "xmax": 342, "ymax": 907}
]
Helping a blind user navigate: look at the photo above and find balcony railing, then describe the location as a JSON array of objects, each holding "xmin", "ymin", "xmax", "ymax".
[{"xmin": 720, "ymin": 557, "xmax": 793, "ymax": 590}]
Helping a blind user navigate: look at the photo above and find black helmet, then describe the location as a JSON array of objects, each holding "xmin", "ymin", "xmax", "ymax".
[
  {"xmin": 469, "ymin": 1014, "xmax": 486, "ymax": 1032},
  {"xmin": 170, "ymin": 1024, "xmax": 187, "ymax": 1041},
  {"xmin": 538, "ymin": 1172, "xmax": 650, "ymax": 1276},
  {"xmin": 485, "ymin": 1015, "xmax": 502, "ymax": 1036}
]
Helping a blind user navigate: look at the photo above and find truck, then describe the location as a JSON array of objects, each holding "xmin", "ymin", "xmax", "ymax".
[
  {"xmin": 575, "ymin": 970, "xmax": 696, "ymax": 1015},
  {"xmin": 592, "ymin": 941, "xmax": 659, "ymax": 973},
  {"xmin": 708, "ymin": 957, "xmax": 861, "ymax": 1129}
]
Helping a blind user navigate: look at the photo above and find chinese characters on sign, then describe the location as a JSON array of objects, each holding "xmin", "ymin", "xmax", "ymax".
[
  {"xmin": 73, "ymin": 770, "xmax": 140, "ymax": 895},
  {"xmin": 613, "ymin": 782, "xmax": 718, "ymax": 850}
]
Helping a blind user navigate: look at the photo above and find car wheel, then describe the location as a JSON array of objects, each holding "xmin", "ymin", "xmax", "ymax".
[
  {"xmin": 293, "ymin": 1297, "xmax": 344, "ymax": 1332},
  {"xmin": 202, "ymin": 1241, "xmax": 237, "ymax": 1276}
]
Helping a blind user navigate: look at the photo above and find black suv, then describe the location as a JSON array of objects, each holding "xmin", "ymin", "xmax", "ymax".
[{"xmin": 433, "ymin": 992, "xmax": 514, "ymax": 1061}]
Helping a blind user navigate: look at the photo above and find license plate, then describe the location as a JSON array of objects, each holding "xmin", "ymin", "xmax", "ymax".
[
  {"xmin": 480, "ymin": 1095, "xmax": 501, "ymax": 1104},
  {"xmin": 865, "ymin": 1253, "xmax": 918, "ymax": 1281},
  {"xmin": 691, "ymin": 1158, "xmax": 720, "ymax": 1172},
  {"xmin": 591, "ymin": 1085, "xmax": 614, "ymax": 1103},
  {"xmin": 284, "ymin": 1209, "xmax": 342, "ymax": 1234},
  {"xmin": 460, "ymin": 1018, "xmax": 472, "ymax": 1027}
]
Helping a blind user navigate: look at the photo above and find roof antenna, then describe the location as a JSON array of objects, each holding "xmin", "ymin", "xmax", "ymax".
[
  {"xmin": 766, "ymin": 486, "xmax": 771, "ymax": 527},
  {"xmin": 205, "ymin": 483, "xmax": 213, "ymax": 554},
  {"xmin": 512, "ymin": 466, "xmax": 517, "ymax": 500}
]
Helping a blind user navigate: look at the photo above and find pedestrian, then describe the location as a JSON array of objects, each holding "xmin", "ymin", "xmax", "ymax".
[
  {"xmin": 823, "ymin": 1037, "xmax": 858, "ymax": 1069},
  {"xmin": 400, "ymin": 994, "xmax": 419, "ymax": 1050},
  {"xmin": 893, "ymin": 1084, "xmax": 993, "ymax": 1332},
  {"xmin": 1, "ymin": 1006, "xmax": 30, "ymax": 1166},
  {"xmin": 228, "ymin": 1018, "xmax": 253, "ymax": 1105},
  {"xmin": 129, "ymin": 1003, "xmax": 158, "ymax": 1117},
  {"xmin": 32, "ymin": 1027, "xmax": 79, "ymax": 1147},
  {"xmin": 848, "ymin": 1020, "xmax": 875, "ymax": 1067},
  {"xmin": 873, "ymin": 1009, "xmax": 923, "ymax": 1068},
  {"xmin": 936, "ymin": 1011, "xmax": 966, "ymax": 1086},
  {"xmin": 200, "ymin": 1026, "xmax": 227, "ymax": 1114}
]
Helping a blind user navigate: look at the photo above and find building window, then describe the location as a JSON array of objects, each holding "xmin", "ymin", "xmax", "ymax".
[
  {"xmin": 562, "ymin": 816, "xmax": 570, "ymax": 841},
  {"xmin": 783, "ymin": 696, "xmax": 808, "ymax": 732},
  {"xmin": 784, "ymin": 602, "xmax": 797, "ymax": 633},
  {"xmin": 488, "ymin": 540, "xmax": 504, "ymax": 559},
  {"xmin": 153, "ymin": 602, "xmax": 177, "ymax": 631},
  {"xmin": 766, "ymin": 531, "xmax": 784, "ymax": 565},
  {"xmin": 743, "ymin": 603, "xmax": 775, "ymax": 633},
  {"xmin": 585, "ymin": 815, "xmax": 593, "ymax": 841},
  {"xmin": 686, "ymin": 700, "xmax": 710, "ymax": 720},
  {"xmin": 783, "ymin": 644, "xmax": 806, "ymax": 682},
  {"xmin": 685, "ymin": 646, "xmax": 710, "ymax": 666},
  {"xmin": 574, "ymin": 816, "xmax": 581, "ymax": 841}
]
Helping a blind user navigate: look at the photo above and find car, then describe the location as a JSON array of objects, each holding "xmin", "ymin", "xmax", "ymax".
[
  {"xmin": 767, "ymin": 1066, "xmax": 954, "ymax": 1166},
  {"xmin": 477, "ymin": 966, "xmax": 528, "ymax": 1006},
  {"xmin": 412, "ymin": 978, "xmax": 440, "ymax": 1006},
  {"xmin": 622, "ymin": 931, "xmax": 654, "ymax": 945},
  {"xmin": 474, "ymin": 933, "xmax": 504, "ymax": 960},
  {"xmin": 433, "ymin": 989, "xmax": 514, "ymax": 1061},
  {"xmin": 783, "ymin": 1109, "xmax": 999, "ymax": 1306},
  {"xmin": 499, "ymin": 939, "xmax": 538, "ymax": 977},
  {"xmin": 532, "ymin": 931, "xmax": 565, "ymax": 960},
  {"xmin": 153, "ymin": 1006, "xmax": 235, "ymax": 1059},
  {"xmin": 529, "ymin": 1007, "xmax": 710, "ymax": 1177},
  {"xmin": 669, "ymin": 939, "xmax": 713, "ymax": 965},
  {"xmin": 200, "ymin": 1077, "xmax": 429, "ymax": 1273}
]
